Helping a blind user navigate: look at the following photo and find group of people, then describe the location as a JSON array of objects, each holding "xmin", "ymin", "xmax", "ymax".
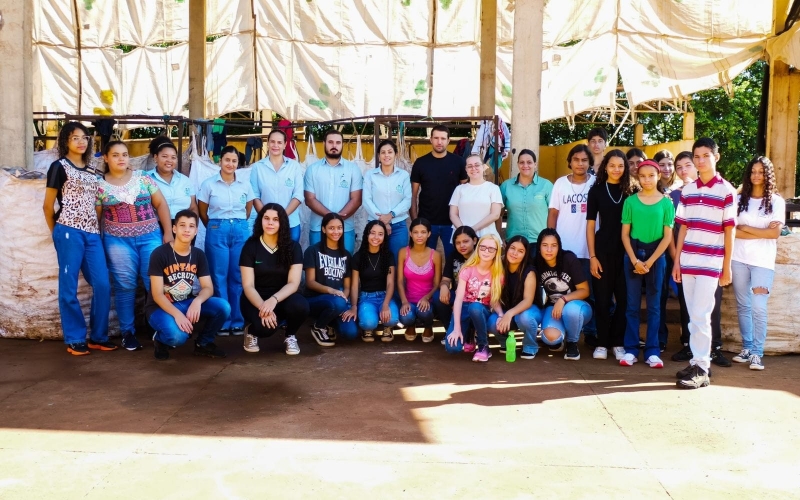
[{"xmin": 42, "ymin": 122, "xmax": 785, "ymax": 390}]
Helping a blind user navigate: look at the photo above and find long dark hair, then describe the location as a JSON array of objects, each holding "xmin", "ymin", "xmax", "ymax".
[
  {"xmin": 535, "ymin": 228, "xmax": 565, "ymax": 276},
  {"xmin": 57, "ymin": 122, "xmax": 93, "ymax": 165},
  {"xmin": 501, "ymin": 235, "xmax": 530, "ymax": 308},
  {"xmin": 408, "ymin": 217, "xmax": 432, "ymax": 246},
  {"xmin": 321, "ymin": 212, "xmax": 346, "ymax": 252},
  {"xmin": 357, "ymin": 220, "xmax": 392, "ymax": 279},
  {"xmin": 738, "ymin": 156, "xmax": 777, "ymax": 216},
  {"xmin": 251, "ymin": 203, "xmax": 293, "ymax": 270},
  {"xmin": 591, "ymin": 149, "xmax": 634, "ymax": 196},
  {"xmin": 451, "ymin": 225, "xmax": 478, "ymax": 258}
]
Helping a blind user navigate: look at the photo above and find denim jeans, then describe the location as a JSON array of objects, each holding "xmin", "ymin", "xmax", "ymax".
[
  {"xmin": 309, "ymin": 230, "xmax": 355, "ymax": 255},
  {"xmin": 388, "ymin": 220, "xmax": 409, "ymax": 259},
  {"xmin": 103, "ymin": 230, "xmax": 162, "ymax": 335},
  {"xmin": 539, "ymin": 301, "xmax": 592, "ymax": 345},
  {"xmin": 307, "ymin": 293, "xmax": 359, "ymax": 339},
  {"xmin": 623, "ymin": 253, "xmax": 665, "ymax": 358},
  {"xmin": 444, "ymin": 302, "xmax": 492, "ymax": 349},
  {"xmin": 578, "ymin": 258, "xmax": 597, "ymax": 337},
  {"xmin": 399, "ymin": 300, "xmax": 436, "ymax": 328},
  {"xmin": 357, "ymin": 291, "xmax": 400, "ymax": 331},
  {"xmin": 289, "ymin": 224, "xmax": 301, "ymax": 243},
  {"xmin": 427, "ymin": 224, "xmax": 454, "ymax": 259},
  {"xmin": 658, "ymin": 254, "xmax": 673, "ymax": 346},
  {"xmin": 148, "ymin": 297, "xmax": 231, "ymax": 347},
  {"xmin": 52, "ymin": 224, "xmax": 111, "ymax": 344},
  {"xmin": 205, "ymin": 218, "xmax": 249, "ymax": 329},
  {"xmin": 488, "ymin": 306, "xmax": 544, "ymax": 355},
  {"xmin": 731, "ymin": 260, "xmax": 774, "ymax": 357}
]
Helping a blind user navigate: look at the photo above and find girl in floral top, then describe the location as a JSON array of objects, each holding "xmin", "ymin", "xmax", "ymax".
[
  {"xmin": 97, "ymin": 141, "xmax": 173, "ymax": 351},
  {"xmin": 43, "ymin": 122, "xmax": 116, "ymax": 356}
]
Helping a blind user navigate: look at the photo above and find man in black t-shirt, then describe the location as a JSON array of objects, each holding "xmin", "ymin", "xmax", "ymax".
[
  {"xmin": 410, "ymin": 125, "xmax": 467, "ymax": 257},
  {"xmin": 147, "ymin": 210, "xmax": 230, "ymax": 360}
]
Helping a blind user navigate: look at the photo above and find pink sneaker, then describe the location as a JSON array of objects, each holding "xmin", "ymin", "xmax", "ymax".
[
  {"xmin": 463, "ymin": 341, "xmax": 477, "ymax": 353},
  {"xmin": 472, "ymin": 346, "xmax": 491, "ymax": 362}
]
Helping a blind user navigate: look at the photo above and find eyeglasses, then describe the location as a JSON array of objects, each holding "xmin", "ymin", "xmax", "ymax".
[
  {"xmin": 69, "ymin": 136, "xmax": 89, "ymax": 143},
  {"xmin": 478, "ymin": 245, "xmax": 497, "ymax": 253},
  {"xmin": 466, "ymin": 164, "xmax": 483, "ymax": 170}
]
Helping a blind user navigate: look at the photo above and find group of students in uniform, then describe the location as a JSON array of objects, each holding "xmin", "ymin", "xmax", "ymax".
[{"xmin": 42, "ymin": 122, "xmax": 784, "ymax": 390}]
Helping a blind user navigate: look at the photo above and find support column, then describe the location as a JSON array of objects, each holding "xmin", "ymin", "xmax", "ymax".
[
  {"xmin": 0, "ymin": 0, "xmax": 34, "ymax": 169},
  {"xmin": 510, "ymin": 0, "xmax": 544, "ymax": 178},
  {"xmin": 479, "ymin": 0, "xmax": 497, "ymax": 116},
  {"xmin": 765, "ymin": 61, "xmax": 800, "ymax": 198},
  {"xmin": 682, "ymin": 112, "xmax": 695, "ymax": 141},
  {"xmin": 188, "ymin": 0, "xmax": 207, "ymax": 119},
  {"xmin": 634, "ymin": 123, "xmax": 644, "ymax": 147}
]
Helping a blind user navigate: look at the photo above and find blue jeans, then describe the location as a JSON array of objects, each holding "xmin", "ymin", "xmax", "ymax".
[
  {"xmin": 539, "ymin": 301, "xmax": 592, "ymax": 345},
  {"xmin": 205, "ymin": 218, "xmax": 249, "ymax": 329},
  {"xmin": 731, "ymin": 260, "xmax": 774, "ymax": 357},
  {"xmin": 289, "ymin": 224, "xmax": 301, "ymax": 243},
  {"xmin": 488, "ymin": 306, "xmax": 544, "ymax": 355},
  {"xmin": 307, "ymin": 293, "xmax": 359, "ymax": 339},
  {"xmin": 399, "ymin": 300, "xmax": 436, "ymax": 328},
  {"xmin": 444, "ymin": 302, "xmax": 492, "ymax": 351},
  {"xmin": 623, "ymin": 253, "xmax": 665, "ymax": 358},
  {"xmin": 427, "ymin": 224, "xmax": 454, "ymax": 258},
  {"xmin": 357, "ymin": 291, "xmax": 400, "ymax": 331},
  {"xmin": 52, "ymin": 224, "xmax": 111, "ymax": 344},
  {"xmin": 388, "ymin": 220, "xmax": 409, "ymax": 259},
  {"xmin": 148, "ymin": 297, "xmax": 231, "ymax": 347},
  {"xmin": 578, "ymin": 258, "xmax": 597, "ymax": 337},
  {"xmin": 309, "ymin": 230, "xmax": 355, "ymax": 255},
  {"xmin": 103, "ymin": 230, "xmax": 161, "ymax": 334}
]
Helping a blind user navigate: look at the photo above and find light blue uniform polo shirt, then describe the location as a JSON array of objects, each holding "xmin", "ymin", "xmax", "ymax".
[
  {"xmin": 500, "ymin": 174, "xmax": 553, "ymax": 242},
  {"xmin": 197, "ymin": 171, "xmax": 256, "ymax": 220},
  {"xmin": 249, "ymin": 156, "xmax": 304, "ymax": 228},
  {"xmin": 148, "ymin": 170, "xmax": 195, "ymax": 219},
  {"xmin": 304, "ymin": 158, "xmax": 363, "ymax": 232},
  {"xmin": 362, "ymin": 166, "xmax": 412, "ymax": 224}
]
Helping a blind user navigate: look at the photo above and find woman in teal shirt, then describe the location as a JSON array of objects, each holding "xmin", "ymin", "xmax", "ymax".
[{"xmin": 500, "ymin": 149, "xmax": 553, "ymax": 252}]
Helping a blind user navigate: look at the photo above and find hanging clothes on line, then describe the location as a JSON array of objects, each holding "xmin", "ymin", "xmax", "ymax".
[
  {"xmin": 211, "ymin": 118, "xmax": 227, "ymax": 160},
  {"xmin": 471, "ymin": 119, "xmax": 511, "ymax": 172}
]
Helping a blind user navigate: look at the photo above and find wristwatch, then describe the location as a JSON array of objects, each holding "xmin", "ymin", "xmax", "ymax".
[{"xmin": 390, "ymin": 211, "xmax": 396, "ymax": 218}]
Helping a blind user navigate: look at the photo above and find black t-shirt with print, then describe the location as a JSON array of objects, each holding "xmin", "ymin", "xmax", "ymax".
[
  {"xmin": 146, "ymin": 243, "xmax": 210, "ymax": 318},
  {"xmin": 501, "ymin": 265, "xmax": 535, "ymax": 308},
  {"xmin": 410, "ymin": 152, "xmax": 468, "ymax": 225},
  {"xmin": 586, "ymin": 182, "xmax": 627, "ymax": 255},
  {"xmin": 537, "ymin": 252, "xmax": 587, "ymax": 305},
  {"xmin": 239, "ymin": 238, "xmax": 303, "ymax": 298},
  {"xmin": 352, "ymin": 250, "xmax": 395, "ymax": 293},
  {"xmin": 443, "ymin": 251, "xmax": 468, "ymax": 288},
  {"xmin": 303, "ymin": 243, "xmax": 351, "ymax": 297}
]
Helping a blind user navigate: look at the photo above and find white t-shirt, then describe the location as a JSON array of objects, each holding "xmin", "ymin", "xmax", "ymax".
[
  {"xmin": 449, "ymin": 181, "xmax": 504, "ymax": 239},
  {"xmin": 548, "ymin": 174, "xmax": 596, "ymax": 259},
  {"xmin": 732, "ymin": 194, "xmax": 785, "ymax": 270}
]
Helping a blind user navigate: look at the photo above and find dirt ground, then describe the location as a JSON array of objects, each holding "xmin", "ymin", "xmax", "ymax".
[{"xmin": 0, "ymin": 323, "xmax": 798, "ymax": 499}]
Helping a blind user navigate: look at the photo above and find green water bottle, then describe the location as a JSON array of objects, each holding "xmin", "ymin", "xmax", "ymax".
[{"xmin": 506, "ymin": 331, "xmax": 516, "ymax": 362}]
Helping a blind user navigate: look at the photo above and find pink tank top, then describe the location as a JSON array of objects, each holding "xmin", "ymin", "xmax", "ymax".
[{"xmin": 404, "ymin": 247, "xmax": 435, "ymax": 303}]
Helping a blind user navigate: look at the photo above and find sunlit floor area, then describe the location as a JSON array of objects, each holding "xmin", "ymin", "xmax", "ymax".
[{"xmin": 1, "ymin": 328, "xmax": 799, "ymax": 499}]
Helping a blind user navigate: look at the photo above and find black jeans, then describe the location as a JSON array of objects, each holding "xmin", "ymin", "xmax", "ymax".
[
  {"xmin": 240, "ymin": 292, "xmax": 310, "ymax": 338},
  {"xmin": 592, "ymin": 249, "xmax": 626, "ymax": 348},
  {"xmin": 677, "ymin": 281, "xmax": 722, "ymax": 348}
]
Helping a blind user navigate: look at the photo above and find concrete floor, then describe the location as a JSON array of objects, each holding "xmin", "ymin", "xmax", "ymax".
[{"xmin": 0, "ymin": 326, "xmax": 799, "ymax": 500}]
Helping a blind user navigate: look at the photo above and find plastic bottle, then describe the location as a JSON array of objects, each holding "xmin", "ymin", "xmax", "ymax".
[{"xmin": 506, "ymin": 331, "xmax": 516, "ymax": 362}]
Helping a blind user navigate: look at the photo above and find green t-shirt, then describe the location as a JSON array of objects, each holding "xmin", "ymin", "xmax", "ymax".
[{"xmin": 621, "ymin": 194, "xmax": 675, "ymax": 244}]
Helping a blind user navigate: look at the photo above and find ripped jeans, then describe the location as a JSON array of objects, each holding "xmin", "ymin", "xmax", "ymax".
[{"xmin": 731, "ymin": 260, "xmax": 775, "ymax": 357}]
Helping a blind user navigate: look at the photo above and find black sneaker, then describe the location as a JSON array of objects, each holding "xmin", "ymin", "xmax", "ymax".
[
  {"xmin": 310, "ymin": 325, "xmax": 335, "ymax": 347},
  {"xmin": 194, "ymin": 341, "xmax": 227, "ymax": 358},
  {"xmin": 564, "ymin": 342, "xmax": 580, "ymax": 361},
  {"xmin": 153, "ymin": 339, "xmax": 169, "ymax": 361},
  {"xmin": 520, "ymin": 351, "xmax": 537, "ymax": 360},
  {"xmin": 67, "ymin": 342, "xmax": 90, "ymax": 356},
  {"xmin": 676, "ymin": 363, "xmax": 712, "ymax": 379},
  {"xmin": 710, "ymin": 348, "xmax": 732, "ymax": 367},
  {"xmin": 549, "ymin": 341, "xmax": 564, "ymax": 352},
  {"xmin": 659, "ymin": 342, "xmax": 666, "ymax": 353},
  {"xmin": 121, "ymin": 332, "xmax": 143, "ymax": 351},
  {"xmin": 676, "ymin": 364, "xmax": 710, "ymax": 389},
  {"xmin": 671, "ymin": 344, "xmax": 692, "ymax": 362}
]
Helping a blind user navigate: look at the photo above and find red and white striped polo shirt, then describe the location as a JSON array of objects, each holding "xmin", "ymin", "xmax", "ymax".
[{"xmin": 675, "ymin": 173, "xmax": 737, "ymax": 278}]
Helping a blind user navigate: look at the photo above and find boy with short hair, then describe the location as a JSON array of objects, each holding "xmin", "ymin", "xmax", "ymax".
[
  {"xmin": 586, "ymin": 127, "xmax": 608, "ymax": 175},
  {"xmin": 672, "ymin": 138, "xmax": 736, "ymax": 389},
  {"xmin": 147, "ymin": 209, "xmax": 230, "ymax": 360}
]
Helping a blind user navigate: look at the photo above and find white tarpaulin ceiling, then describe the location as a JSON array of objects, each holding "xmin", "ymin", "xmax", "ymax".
[{"xmin": 32, "ymin": 0, "xmax": 790, "ymax": 123}]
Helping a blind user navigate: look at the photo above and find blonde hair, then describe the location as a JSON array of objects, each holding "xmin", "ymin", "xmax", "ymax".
[{"xmin": 462, "ymin": 234, "xmax": 504, "ymax": 308}]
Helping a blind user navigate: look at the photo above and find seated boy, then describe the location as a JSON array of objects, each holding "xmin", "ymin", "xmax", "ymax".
[{"xmin": 147, "ymin": 209, "xmax": 230, "ymax": 360}]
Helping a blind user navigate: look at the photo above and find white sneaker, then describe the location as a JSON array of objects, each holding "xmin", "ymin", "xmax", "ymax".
[
  {"xmin": 646, "ymin": 355, "xmax": 664, "ymax": 368},
  {"xmin": 732, "ymin": 348, "xmax": 752, "ymax": 363},
  {"xmin": 612, "ymin": 347, "xmax": 626, "ymax": 360},
  {"xmin": 593, "ymin": 347, "xmax": 608, "ymax": 359},
  {"xmin": 243, "ymin": 326, "xmax": 259, "ymax": 353},
  {"xmin": 284, "ymin": 335, "xmax": 300, "ymax": 355},
  {"xmin": 619, "ymin": 353, "xmax": 637, "ymax": 366},
  {"xmin": 749, "ymin": 354, "xmax": 764, "ymax": 370}
]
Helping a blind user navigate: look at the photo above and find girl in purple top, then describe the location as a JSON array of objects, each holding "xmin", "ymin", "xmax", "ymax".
[{"xmin": 397, "ymin": 218, "xmax": 442, "ymax": 343}]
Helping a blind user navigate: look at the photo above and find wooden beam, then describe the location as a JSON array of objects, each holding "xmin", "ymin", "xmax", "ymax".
[
  {"xmin": 0, "ymin": 0, "xmax": 33, "ymax": 168},
  {"xmin": 634, "ymin": 123, "xmax": 644, "ymax": 147},
  {"xmin": 682, "ymin": 112, "xmax": 695, "ymax": 141},
  {"xmin": 510, "ymin": 0, "xmax": 544, "ymax": 177},
  {"xmin": 188, "ymin": 0, "xmax": 207, "ymax": 119},
  {"xmin": 479, "ymin": 0, "xmax": 497, "ymax": 116},
  {"xmin": 766, "ymin": 61, "xmax": 800, "ymax": 198}
]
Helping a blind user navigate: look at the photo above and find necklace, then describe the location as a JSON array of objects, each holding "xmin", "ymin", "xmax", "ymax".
[
  {"xmin": 172, "ymin": 243, "xmax": 192, "ymax": 267},
  {"xmin": 605, "ymin": 182, "xmax": 623, "ymax": 204},
  {"xmin": 260, "ymin": 236, "xmax": 278, "ymax": 254},
  {"xmin": 367, "ymin": 252, "xmax": 380, "ymax": 271},
  {"xmin": 568, "ymin": 174, "xmax": 589, "ymax": 195}
]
